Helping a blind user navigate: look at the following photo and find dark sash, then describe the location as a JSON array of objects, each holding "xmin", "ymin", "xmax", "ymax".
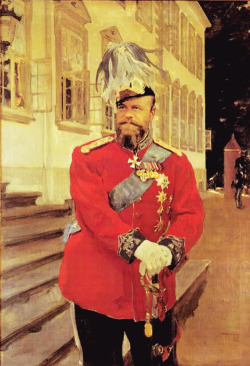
[{"xmin": 108, "ymin": 143, "xmax": 172, "ymax": 213}]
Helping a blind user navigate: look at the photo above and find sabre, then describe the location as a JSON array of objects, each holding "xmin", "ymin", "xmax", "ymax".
[{"xmin": 140, "ymin": 272, "xmax": 166, "ymax": 338}]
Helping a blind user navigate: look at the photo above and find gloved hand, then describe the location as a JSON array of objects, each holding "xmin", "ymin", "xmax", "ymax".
[{"xmin": 134, "ymin": 240, "xmax": 173, "ymax": 277}]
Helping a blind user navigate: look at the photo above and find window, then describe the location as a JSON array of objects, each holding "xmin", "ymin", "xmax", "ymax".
[
  {"xmin": 181, "ymin": 13, "xmax": 188, "ymax": 68},
  {"xmin": 0, "ymin": 55, "xmax": 24, "ymax": 109},
  {"xmin": 31, "ymin": 59, "xmax": 52, "ymax": 112},
  {"xmin": 60, "ymin": 27, "xmax": 89, "ymax": 124},
  {"xmin": 162, "ymin": 1, "xmax": 179, "ymax": 59},
  {"xmin": 205, "ymin": 130, "xmax": 212, "ymax": 150},
  {"xmin": 188, "ymin": 24, "xmax": 196, "ymax": 75},
  {"xmin": 180, "ymin": 86, "xmax": 188, "ymax": 149},
  {"xmin": 162, "ymin": 1, "xmax": 171, "ymax": 51},
  {"xmin": 1, "ymin": 1, "xmax": 32, "ymax": 123},
  {"xmin": 197, "ymin": 96, "xmax": 203, "ymax": 151},
  {"xmin": 100, "ymin": 26, "xmax": 123, "ymax": 133},
  {"xmin": 171, "ymin": 80, "xmax": 180, "ymax": 148},
  {"xmin": 103, "ymin": 104, "xmax": 116, "ymax": 131},
  {"xmin": 171, "ymin": 1, "xmax": 180, "ymax": 60},
  {"xmin": 196, "ymin": 35, "xmax": 203, "ymax": 81},
  {"xmin": 61, "ymin": 71, "xmax": 89, "ymax": 123},
  {"xmin": 188, "ymin": 91, "xmax": 196, "ymax": 151},
  {"xmin": 161, "ymin": 84, "xmax": 170, "ymax": 143},
  {"xmin": 54, "ymin": 1, "xmax": 91, "ymax": 133}
]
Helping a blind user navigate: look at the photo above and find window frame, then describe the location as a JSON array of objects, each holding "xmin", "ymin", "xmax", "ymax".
[
  {"xmin": 1, "ymin": 0, "xmax": 33, "ymax": 124},
  {"xmin": 205, "ymin": 130, "xmax": 212, "ymax": 151},
  {"xmin": 180, "ymin": 85, "xmax": 188, "ymax": 150},
  {"xmin": 188, "ymin": 23, "xmax": 196, "ymax": 75},
  {"xmin": 196, "ymin": 34, "xmax": 203, "ymax": 81},
  {"xmin": 197, "ymin": 96, "xmax": 203, "ymax": 152},
  {"xmin": 31, "ymin": 58, "xmax": 52, "ymax": 113},
  {"xmin": 100, "ymin": 26, "xmax": 123, "ymax": 135},
  {"xmin": 171, "ymin": 79, "xmax": 180, "ymax": 149},
  {"xmin": 188, "ymin": 91, "xmax": 196, "ymax": 151},
  {"xmin": 54, "ymin": 2, "xmax": 90, "ymax": 134},
  {"xmin": 180, "ymin": 13, "xmax": 188, "ymax": 68}
]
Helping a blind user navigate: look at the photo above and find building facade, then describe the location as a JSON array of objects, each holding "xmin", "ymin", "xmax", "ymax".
[{"xmin": 1, "ymin": 0, "xmax": 210, "ymax": 203}]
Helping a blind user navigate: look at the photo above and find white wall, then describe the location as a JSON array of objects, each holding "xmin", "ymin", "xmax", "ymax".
[{"xmin": 2, "ymin": 0, "xmax": 208, "ymax": 202}]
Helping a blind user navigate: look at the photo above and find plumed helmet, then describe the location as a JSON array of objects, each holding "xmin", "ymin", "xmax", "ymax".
[{"xmin": 96, "ymin": 42, "xmax": 164, "ymax": 106}]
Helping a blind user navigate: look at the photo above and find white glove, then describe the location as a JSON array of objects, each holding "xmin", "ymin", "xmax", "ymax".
[{"xmin": 134, "ymin": 240, "xmax": 173, "ymax": 277}]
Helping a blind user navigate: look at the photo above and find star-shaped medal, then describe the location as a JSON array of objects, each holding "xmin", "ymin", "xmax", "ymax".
[
  {"xmin": 156, "ymin": 191, "xmax": 167, "ymax": 203},
  {"xmin": 156, "ymin": 174, "xmax": 170, "ymax": 189},
  {"xmin": 128, "ymin": 155, "xmax": 140, "ymax": 169}
]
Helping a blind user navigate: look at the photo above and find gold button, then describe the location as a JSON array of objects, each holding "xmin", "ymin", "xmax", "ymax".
[
  {"xmin": 135, "ymin": 212, "xmax": 141, "ymax": 218},
  {"xmin": 136, "ymin": 197, "xmax": 142, "ymax": 203}
]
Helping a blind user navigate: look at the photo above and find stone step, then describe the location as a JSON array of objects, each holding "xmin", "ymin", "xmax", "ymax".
[
  {"xmin": 1, "ymin": 284, "xmax": 65, "ymax": 344},
  {"xmin": 2, "ymin": 203, "xmax": 72, "ymax": 225},
  {"xmin": 1, "ymin": 307, "xmax": 74, "ymax": 366},
  {"xmin": 1, "ymin": 191, "xmax": 42, "ymax": 208},
  {"xmin": 175, "ymin": 259, "xmax": 210, "ymax": 301},
  {"xmin": 2, "ymin": 300, "xmax": 69, "ymax": 351},
  {"xmin": 40, "ymin": 339, "xmax": 78, "ymax": 366},
  {"xmin": 2, "ymin": 215, "xmax": 71, "ymax": 246},
  {"xmin": 174, "ymin": 258, "xmax": 211, "ymax": 326},
  {"xmin": 51, "ymin": 340, "xmax": 79, "ymax": 366},
  {"xmin": 1, "ymin": 237, "xmax": 65, "ymax": 275},
  {"xmin": 1, "ymin": 259, "xmax": 62, "ymax": 307}
]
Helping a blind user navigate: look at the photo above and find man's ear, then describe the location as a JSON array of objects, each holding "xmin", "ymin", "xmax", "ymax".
[{"xmin": 150, "ymin": 105, "xmax": 156, "ymax": 120}]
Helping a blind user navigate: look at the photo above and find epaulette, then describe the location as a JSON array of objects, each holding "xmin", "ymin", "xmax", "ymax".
[
  {"xmin": 154, "ymin": 138, "xmax": 182, "ymax": 157},
  {"xmin": 81, "ymin": 136, "xmax": 115, "ymax": 154}
]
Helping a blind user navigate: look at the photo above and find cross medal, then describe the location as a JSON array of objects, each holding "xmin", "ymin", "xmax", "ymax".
[{"xmin": 128, "ymin": 155, "xmax": 140, "ymax": 169}]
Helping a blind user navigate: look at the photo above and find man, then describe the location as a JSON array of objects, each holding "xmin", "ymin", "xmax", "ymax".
[
  {"xmin": 233, "ymin": 167, "xmax": 244, "ymax": 209},
  {"xmin": 233, "ymin": 151, "xmax": 248, "ymax": 208},
  {"xmin": 59, "ymin": 43, "xmax": 204, "ymax": 366}
]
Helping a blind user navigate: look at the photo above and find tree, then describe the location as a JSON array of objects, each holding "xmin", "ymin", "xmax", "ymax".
[{"xmin": 199, "ymin": 1, "xmax": 250, "ymax": 180}]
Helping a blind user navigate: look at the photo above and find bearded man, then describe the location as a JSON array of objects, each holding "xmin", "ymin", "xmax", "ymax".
[{"xmin": 59, "ymin": 43, "xmax": 204, "ymax": 366}]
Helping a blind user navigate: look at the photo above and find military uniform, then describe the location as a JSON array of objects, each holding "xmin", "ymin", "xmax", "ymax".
[{"xmin": 59, "ymin": 133, "xmax": 204, "ymax": 321}]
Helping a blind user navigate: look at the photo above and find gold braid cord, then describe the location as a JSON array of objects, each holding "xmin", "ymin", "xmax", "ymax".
[{"xmin": 140, "ymin": 273, "xmax": 166, "ymax": 338}]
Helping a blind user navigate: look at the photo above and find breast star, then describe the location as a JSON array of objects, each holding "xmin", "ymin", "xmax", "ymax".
[
  {"xmin": 156, "ymin": 174, "xmax": 170, "ymax": 189},
  {"xmin": 156, "ymin": 191, "xmax": 167, "ymax": 203}
]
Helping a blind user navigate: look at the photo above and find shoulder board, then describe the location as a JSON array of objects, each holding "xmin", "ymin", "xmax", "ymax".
[
  {"xmin": 154, "ymin": 139, "xmax": 182, "ymax": 157},
  {"xmin": 81, "ymin": 136, "xmax": 115, "ymax": 154}
]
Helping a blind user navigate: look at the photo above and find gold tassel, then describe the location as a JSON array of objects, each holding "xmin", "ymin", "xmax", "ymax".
[{"xmin": 144, "ymin": 312, "xmax": 153, "ymax": 338}]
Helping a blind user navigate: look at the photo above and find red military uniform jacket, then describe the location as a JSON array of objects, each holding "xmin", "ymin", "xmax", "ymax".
[{"xmin": 59, "ymin": 134, "xmax": 204, "ymax": 321}]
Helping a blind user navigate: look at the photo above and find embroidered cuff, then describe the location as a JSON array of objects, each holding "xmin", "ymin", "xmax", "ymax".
[
  {"xmin": 158, "ymin": 235, "xmax": 185, "ymax": 269},
  {"xmin": 118, "ymin": 228, "xmax": 146, "ymax": 263}
]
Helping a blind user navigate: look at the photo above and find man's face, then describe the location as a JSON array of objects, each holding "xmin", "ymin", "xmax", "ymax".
[{"xmin": 115, "ymin": 96, "xmax": 156, "ymax": 150}]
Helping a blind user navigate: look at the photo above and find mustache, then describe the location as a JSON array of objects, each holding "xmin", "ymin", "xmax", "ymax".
[{"xmin": 118, "ymin": 121, "xmax": 141, "ymax": 128}]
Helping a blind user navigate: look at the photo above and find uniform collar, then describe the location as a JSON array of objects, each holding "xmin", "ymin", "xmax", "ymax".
[{"xmin": 137, "ymin": 130, "xmax": 153, "ymax": 152}]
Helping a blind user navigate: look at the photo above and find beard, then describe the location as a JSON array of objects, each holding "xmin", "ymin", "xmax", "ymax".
[{"xmin": 116, "ymin": 123, "xmax": 146, "ymax": 151}]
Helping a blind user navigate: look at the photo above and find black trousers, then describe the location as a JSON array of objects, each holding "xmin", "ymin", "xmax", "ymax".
[
  {"xmin": 235, "ymin": 187, "xmax": 243, "ymax": 208},
  {"xmin": 75, "ymin": 305, "xmax": 178, "ymax": 366}
]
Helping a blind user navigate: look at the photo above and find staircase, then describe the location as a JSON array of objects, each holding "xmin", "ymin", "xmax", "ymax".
[
  {"xmin": 1, "ymin": 184, "xmax": 79, "ymax": 365},
  {"xmin": 1, "ymin": 183, "xmax": 210, "ymax": 365}
]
